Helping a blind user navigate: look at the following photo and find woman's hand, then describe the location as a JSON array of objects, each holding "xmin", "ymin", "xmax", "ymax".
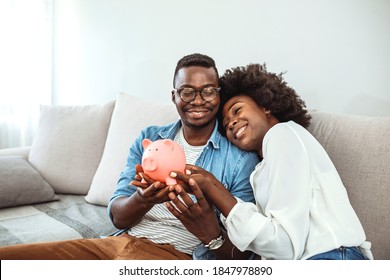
[
  {"xmin": 185, "ymin": 164, "xmax": 221, "ymax": 187},
  {"xmin": 170, "ymin": 164, "xmax": 217, "ymax": 195}
]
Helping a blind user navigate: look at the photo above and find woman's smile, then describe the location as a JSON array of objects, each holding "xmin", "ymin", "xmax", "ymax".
[{"xmin": 233, "ymin": 124, "xmax": 247, "ymax": 139}]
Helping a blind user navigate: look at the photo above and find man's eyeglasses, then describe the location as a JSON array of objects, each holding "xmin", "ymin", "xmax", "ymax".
[{"xmin": 172, "ymin": 87, "xmax": 221, "ymax": 103}]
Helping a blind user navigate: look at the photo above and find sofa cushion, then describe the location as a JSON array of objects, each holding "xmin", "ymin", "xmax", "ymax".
[
  {"xmin": 85, "ymin": 93, "xmax": 179, "ymax": 206},
  {"xmin": 307, "ymin": 110, "xmax": 390, "ymax": 260},
  {"xmin": 0, "ymin": 156, "xmax": 57, "ymax": 208},
  {"xmin": 0, "ymin": 146, "xmax": 30, "ymax": 159},
  {"xmin": 28, "ymin": 101, "xmax": 115, "ymax": 194}
]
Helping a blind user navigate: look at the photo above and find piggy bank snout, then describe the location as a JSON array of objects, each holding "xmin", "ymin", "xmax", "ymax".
[{"xmin": 142, "ymin": 157, "xmax": 157, "ymax": 171}]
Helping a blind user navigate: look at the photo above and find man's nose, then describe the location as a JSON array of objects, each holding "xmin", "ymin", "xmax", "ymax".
[{"xmin": 191, "ymin": 92, "xmax": 206, "ymax": 105}]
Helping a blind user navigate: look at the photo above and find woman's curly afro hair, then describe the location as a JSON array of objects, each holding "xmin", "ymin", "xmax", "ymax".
[{"xmin": 218, "ymin": 63, "xmax": 311, "ymax": 132}]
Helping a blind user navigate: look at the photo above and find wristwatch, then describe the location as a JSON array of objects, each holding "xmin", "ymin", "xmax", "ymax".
[{"xmin": 205, "ymin": 234, "xmax": 225, "ymax": 250}]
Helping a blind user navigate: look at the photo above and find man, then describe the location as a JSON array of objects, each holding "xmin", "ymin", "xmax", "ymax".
[
  {"xmin": 0, "ymin": 53, "xmax": 259, "ymax": 260},
  {"xmin": 108, "ymin": 53, "xmax": 259, "ymax": 260}
]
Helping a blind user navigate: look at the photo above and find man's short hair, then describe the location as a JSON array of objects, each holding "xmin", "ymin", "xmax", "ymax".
[{"xmin": 173, "ymin": 53, "xmax": 219, "ymax": 87}]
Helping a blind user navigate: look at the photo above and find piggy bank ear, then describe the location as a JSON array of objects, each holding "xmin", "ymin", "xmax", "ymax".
[
  {"xmin": 142, "ymin": 139, "xmax": 152, "ymax": 149},
  {"xmin": 162, "ymin": 139, "xmax": 174, "ymax": 151}
]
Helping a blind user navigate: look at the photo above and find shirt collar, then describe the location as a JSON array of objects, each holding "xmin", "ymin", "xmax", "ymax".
[{"xmin": 158, "ymin": 120, "xmax": 221, "ymax": 149}]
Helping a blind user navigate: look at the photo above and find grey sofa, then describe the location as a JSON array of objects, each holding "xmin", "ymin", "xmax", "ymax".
[{"xmin": 0, "ymin": 93, "xmax": 389, "ymax": 259}]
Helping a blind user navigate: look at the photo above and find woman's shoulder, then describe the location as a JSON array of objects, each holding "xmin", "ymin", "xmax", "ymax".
[
  {"xmin": 264, "ymin": 121, "xmax": 309, "ymax": 151},
  {"xmin": 267, "ymin": 121, "xmax": 304, "ymax": 138}
]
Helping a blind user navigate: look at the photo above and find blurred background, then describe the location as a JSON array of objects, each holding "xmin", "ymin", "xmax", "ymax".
[{"xmin": 1, "ymin": 0, "xmax": 389, "ymax": 148}]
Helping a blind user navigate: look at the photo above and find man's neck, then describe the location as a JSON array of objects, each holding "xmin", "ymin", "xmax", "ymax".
[{"xmin": 181, "ymin": 121, "xmax": 216, "ymax": 146}]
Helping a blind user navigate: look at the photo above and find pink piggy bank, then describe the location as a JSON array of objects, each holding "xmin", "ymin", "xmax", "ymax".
[{"xmin": 141, "ymin": 138, "xmax": 186, "ymax": 185}]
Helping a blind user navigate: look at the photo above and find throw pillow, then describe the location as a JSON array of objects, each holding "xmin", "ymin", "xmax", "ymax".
[
  {"xmin": 85, "ymin": 93, "xmax": 179, "ymax": 206},
  {"xmin": 28, "ymin": 100, "xmax": 115, "ymax": 194},
  {"xmin": 0, "ymin": 156, "xmax": 58, "ymax": 208}
]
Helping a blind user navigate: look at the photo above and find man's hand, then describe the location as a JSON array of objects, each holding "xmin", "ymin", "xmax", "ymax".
[
  {"xmin": 170, "ymin": 164, "xmax": 239, "ymax": 226},
  {"xmin": 130, "ymin": 164, "xmax": 170, "ymax": 206},
  {"xmin": 165, "ymin": 178, "xmax": 221, "ymax": 245}
]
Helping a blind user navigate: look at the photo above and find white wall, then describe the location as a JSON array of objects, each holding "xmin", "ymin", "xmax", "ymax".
[{"xmin": 52, "ymin": 0, "xmax": 390, "ymax": 116}]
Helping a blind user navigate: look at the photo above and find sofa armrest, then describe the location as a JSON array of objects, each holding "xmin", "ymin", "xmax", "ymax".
[{"xmin": 0, "ymin": 146, "xmax": 31, "ymax": 159}]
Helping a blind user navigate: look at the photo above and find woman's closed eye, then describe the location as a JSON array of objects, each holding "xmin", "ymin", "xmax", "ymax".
[{"xmin": 223, "ymin": 107, "xmax": 242, "ymax": 130}]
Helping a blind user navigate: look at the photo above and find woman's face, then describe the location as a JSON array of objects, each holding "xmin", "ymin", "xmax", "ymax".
[{"xmin": 222, "ymin": 95, "xmax": 278, "ymax": 155}]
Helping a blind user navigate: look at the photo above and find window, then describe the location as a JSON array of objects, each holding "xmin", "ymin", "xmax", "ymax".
[{"xmin": 0, "ymin": 0, "xmax": 52, "ymax": 149}]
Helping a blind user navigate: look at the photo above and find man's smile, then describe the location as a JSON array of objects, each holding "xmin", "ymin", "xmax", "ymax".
[{"xmin": 186, "ymin": 108, "xmax": 210, "ymax": 119}]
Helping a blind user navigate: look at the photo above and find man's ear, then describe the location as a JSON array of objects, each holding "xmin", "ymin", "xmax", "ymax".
[{"xmin": 171, "ymin": 90, "xmax": 176, "ymax": 103}]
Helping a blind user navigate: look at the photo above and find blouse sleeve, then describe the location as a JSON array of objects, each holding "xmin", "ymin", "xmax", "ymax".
[{"xmin": 223, "ymin": 123, "xmax": 312, "ymax": 259}]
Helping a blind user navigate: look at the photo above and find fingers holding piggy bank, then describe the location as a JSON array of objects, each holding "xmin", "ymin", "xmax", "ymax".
[{"xmin": 141, "ymin": 139, "xmax": 186, "ymax": 185}]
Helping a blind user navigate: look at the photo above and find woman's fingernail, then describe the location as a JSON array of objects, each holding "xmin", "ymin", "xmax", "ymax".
[
  {"xmin": 186, "ymin": 169, "xmax": 191, "ymax": 175},
  {"xmin": 170, "ymin": 172, "xmax": 177, "ymax": 177}
]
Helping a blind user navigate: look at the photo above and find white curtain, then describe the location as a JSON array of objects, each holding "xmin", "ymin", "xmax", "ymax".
[{"xmin": 0, "ymin": 0, "xmax": 52, "ymax": 149}]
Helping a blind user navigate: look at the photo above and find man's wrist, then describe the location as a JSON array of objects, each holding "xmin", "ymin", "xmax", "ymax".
[{"xmin": 204, "ymin": 232, "xmax": 225, "ymax": 250}]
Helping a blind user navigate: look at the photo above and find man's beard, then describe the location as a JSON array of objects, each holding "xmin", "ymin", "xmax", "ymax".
[{"xmin": 182, "ymin": 117, "xmax": 215, "ymax": 130}]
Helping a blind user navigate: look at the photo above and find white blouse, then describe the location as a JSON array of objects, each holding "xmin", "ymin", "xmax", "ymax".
[{"xmin": 221, "ymin": 121, "xmax": 373, "ymax": 259}]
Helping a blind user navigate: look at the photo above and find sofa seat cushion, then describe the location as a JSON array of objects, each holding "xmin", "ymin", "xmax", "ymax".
[
  {"xmin": 0, "ymin": 156, "xmax": 57, "ymax": 208},
  {"xmin": 0, "ymin": 194, "xmax": 117, "ymax": 246},
  {"xmin": 28, "ymin": 101, "xmax": 115, "ymax": 194}
]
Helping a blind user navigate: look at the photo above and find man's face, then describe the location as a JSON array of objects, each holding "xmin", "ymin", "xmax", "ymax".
[{"xmin": 172, "ymin": 66, "xmax": 220, "ymax": 130}]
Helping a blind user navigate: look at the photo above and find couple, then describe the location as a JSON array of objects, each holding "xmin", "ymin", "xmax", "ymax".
[{"xmin": 0, "ymin": 53, "xmax": 372, "ymax": 260}]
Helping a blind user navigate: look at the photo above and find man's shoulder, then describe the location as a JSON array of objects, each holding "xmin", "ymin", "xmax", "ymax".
[
  {"xmin": 217, "ymin": 136, "xmax": 259, "ymax": 163},
  {"xmin": 140, "ymin": 121, "xmax": 179, "ymax": 139},
  {"xmin": 218, "ymin": 135, "xmax": 255, "ymax": 154},
  {"xmin": 141, "ymin": 122, "xmax": 176, "ymax": 131}
]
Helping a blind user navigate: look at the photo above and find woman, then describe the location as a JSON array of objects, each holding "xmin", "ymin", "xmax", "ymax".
[{"xmin": 166, "ymin": 63, "xmax": 373, "ymax": 260}]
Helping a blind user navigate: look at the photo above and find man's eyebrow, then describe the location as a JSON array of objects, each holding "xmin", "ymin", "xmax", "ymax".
[{"xmin": 179, "ymin": 83, "xmax": 216, "ymax": 88}]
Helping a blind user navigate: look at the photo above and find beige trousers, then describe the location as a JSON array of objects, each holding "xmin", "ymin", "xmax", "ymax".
[{"xmin": 0, "ymin": 233, "xmax": 192, "ymax": 260}]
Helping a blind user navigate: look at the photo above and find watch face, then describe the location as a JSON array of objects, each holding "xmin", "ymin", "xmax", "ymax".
[
  {"xmin": 209, "ymin": 239, "xmax": 224, "ymax": 250},
  {"xmin": 208, "ymin": 235, "xmax": 225, "ymax": 250}
]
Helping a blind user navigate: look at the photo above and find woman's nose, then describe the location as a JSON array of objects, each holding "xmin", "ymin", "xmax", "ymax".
[{"xmin": 228, "ymin": 119, "xmax": 237, "ymax": 130}]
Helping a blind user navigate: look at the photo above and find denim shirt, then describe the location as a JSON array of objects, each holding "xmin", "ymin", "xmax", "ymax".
[{"xmin": 108, "ymin": 120, "xmax": 259, "ymax": 260}]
